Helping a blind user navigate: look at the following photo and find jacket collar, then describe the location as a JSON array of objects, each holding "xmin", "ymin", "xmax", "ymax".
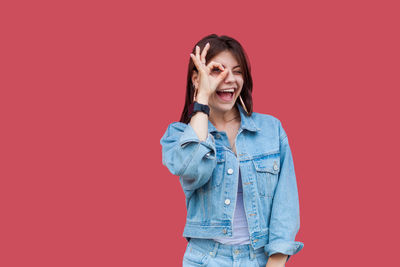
[{"xmin": 208, "ymin": 102, "xmax": 260, "ymax": 133}]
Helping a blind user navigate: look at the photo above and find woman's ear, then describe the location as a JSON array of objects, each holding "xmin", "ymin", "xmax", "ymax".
[{"xmin": 191, "ymin": 71, "xmax": 199, "ymax": 89}]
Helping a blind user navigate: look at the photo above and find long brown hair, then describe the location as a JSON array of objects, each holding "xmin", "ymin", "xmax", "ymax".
[{"xmin": 179, "ymin": 34, "xmax": 254, "ymax": 124}]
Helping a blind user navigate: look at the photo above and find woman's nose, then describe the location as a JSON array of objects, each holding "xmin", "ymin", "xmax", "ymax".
[{"xmin": 224, "ymin": 70, "xmax": 236, "ymax": 83}]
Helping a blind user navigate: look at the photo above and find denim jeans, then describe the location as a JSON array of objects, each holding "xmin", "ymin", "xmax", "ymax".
[{"xmin": 183, "ymin": 238, "xmax": 272, "ymax": 267}]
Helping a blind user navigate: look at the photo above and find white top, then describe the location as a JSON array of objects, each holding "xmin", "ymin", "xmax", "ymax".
[{"xmin": 213, "ymin": 169, "xmax": 251, "ymax": 245}]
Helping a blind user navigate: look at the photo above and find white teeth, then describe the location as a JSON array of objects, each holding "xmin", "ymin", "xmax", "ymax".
[{"xmin": 218, "ymin": 88, "xmax": 235, "ymax": 93}]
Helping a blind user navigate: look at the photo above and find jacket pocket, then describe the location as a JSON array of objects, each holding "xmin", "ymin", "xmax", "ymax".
[
  {"xmin": 252, "ymin": 155, "xmax": 280, "ymax": 198},
  {"xmin": 208, "ymin": 148, "xmax": 225, "ymax": 188}
]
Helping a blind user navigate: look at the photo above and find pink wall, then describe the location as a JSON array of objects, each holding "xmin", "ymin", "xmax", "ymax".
[{"xmin": 1, "ymin": 0, "xmax": 399, "ymax": 266}]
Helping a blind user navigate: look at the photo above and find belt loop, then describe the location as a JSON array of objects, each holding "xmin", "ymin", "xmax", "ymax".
[
  {"xmin": 249, "ymin": 244, "xmax": 256, "ymax": 260},
  {"xmin": 209, "ymin": 241, "xmax": 219, "ymax": 258}
]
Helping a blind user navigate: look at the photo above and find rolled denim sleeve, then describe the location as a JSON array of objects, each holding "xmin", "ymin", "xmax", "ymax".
[
  {"xmin": 264, "ymin": 123, "xmax": 304, "ymax": 262},
  {"xmin": 160, "ymin": 122, "xmax": 217, "ymax": 191}
]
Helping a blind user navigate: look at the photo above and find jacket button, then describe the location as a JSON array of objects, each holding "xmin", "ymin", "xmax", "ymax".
[
  {"xmin": 273, "ymin": 163, "xmax": 279, "ymax": 171},
  {"xmin": 227, "ymin": 168, "xmax": 234, "ymax": 174},
  {"xmin": 222, "ymin": 229, "xmax": 227, "ymax": 234},
  {"xmin": 224, "ymin": 199, "xmax": 231, "ymax": 205},
  {"xmin": 215, "ymin": 133, "xmax": 221, "ymax": 139},
  {"xmin": 234, "ymin": 249, "xmax": 240, "ymax": 255}
]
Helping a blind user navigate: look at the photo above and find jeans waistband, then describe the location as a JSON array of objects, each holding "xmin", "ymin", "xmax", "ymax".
[{"xmin": 188, "ymin": 238, "xmax": 265, "ymax": 259}]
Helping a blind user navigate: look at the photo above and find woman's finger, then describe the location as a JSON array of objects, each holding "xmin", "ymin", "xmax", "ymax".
[
  {"xmin": 200, "ymin": 43, "xmax": 210, "ymax": 65},
  {"xmin": 206, "ymin": 61, "xmax": 224, "ymax": 73},
  {"xmin": 190, "ymin": 53, "xmax": 202, "ymax": 72},
  {"xmin": 195, "ymin": 45, "xmax": 202, "ymax": 66},
  {"xmin": 208, "ymin": 62, "xmax": 228, "ymax": 84},
  {"xmin": 215, "ymin": 68, "xmax": 229, "ymax": 83}
]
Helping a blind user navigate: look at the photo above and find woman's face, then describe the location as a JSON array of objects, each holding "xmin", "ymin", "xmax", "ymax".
[{"xmin": 194, "ymin": 50, "xmax": 244, "ymax": 114}]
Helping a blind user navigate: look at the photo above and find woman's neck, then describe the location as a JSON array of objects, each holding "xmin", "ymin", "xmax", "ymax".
[{"xmin": 209, "ymin": 106, "xmax": 241, "ymax": 129}]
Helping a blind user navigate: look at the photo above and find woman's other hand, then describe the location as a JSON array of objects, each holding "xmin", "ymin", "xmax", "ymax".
[
  {"xmin": 190, "ymin": 43, "xmax": 229, "ymax": 101},
  {"xmin": 265, "ymin": 253, "xmax": 288, "ymax": 267}
]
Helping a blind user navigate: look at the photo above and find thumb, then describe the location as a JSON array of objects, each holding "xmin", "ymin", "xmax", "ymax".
[{"xmin": 216, "ymin": 68, "xmax": 229, "ymax": 83}]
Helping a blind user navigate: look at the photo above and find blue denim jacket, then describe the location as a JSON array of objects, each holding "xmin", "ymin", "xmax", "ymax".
[{"xmin": 160, "ymin": 103, "xmax": 304, "ymax": 261}]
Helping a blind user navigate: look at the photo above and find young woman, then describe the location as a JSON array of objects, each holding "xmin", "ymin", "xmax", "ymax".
[{"xmin": 160, "ymin": 34, "xmax": 304, "ymax": 267}]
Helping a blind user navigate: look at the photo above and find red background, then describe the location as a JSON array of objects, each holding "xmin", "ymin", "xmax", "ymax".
[{"xmin": 1, "ymin": 0, "xmax": 399, "ymax": 266}]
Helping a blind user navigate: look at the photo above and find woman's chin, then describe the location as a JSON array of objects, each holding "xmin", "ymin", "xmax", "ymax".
[{"xmin": 209, "ymin": 97, "xmax": 237, "ymax": 113}]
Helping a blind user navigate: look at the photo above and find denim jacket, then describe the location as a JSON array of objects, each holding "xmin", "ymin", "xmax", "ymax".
[{"xmin": 160, "ymin": 103, "xmax": 304, "ymax": 261}]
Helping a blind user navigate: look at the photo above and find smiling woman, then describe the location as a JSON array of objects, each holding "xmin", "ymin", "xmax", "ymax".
[
  {"xmin": 160, "ymin": 34, "xmax": 304, "ymax": 267},
  {"xmin": 180, "ymin": 35, "xmax": 253, "ymax": 125},
  {"xmin": 207, "ymin": 52, "xmax": 243, "ymax": 104}
]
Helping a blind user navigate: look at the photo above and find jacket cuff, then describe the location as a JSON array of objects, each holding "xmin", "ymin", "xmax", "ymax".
[
  {"xmin": 178, "ymin": 124, "xmax": 215, "ymax": 152},
  {"xmin": 264, "ymin": 241, "xmax": 304, "ymax": 262}
]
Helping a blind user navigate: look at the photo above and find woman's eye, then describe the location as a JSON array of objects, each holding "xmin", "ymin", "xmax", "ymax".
[{"xmin": 211, "ymin": 68, "xmax": 241, "ymax": 74}]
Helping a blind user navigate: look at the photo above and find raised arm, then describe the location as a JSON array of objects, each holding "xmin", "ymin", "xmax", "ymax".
[
  {"xmin": 160, "ymin": 121, "xmax": 217, "ymax": 191},
  {"xmin": 160, "ymin": 42, "xmax": 229, "ymax": 191}
]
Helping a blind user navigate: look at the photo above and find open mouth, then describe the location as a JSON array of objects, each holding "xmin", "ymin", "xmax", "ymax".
[{"xmin": 216, "ymin": 88, "xmax": 235, "ymax": 102}]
